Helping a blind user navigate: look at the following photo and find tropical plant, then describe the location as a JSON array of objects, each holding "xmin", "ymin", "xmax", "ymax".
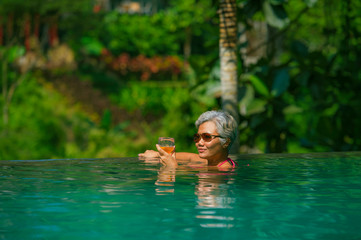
[
  {"xmin": 237, "ymin": 0, "xmax": 361, "ymax": 153},
  {"xmin": 1, "ymin": 45, "xmax": 27, "ymax": 128}
]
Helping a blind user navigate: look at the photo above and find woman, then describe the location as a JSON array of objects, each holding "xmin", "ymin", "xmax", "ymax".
[{"xmin": 139, "ymin": 110, "xmax": 238, "ymax": 169}]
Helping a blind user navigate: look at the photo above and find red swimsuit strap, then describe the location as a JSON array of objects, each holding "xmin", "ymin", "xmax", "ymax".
[{"xmin": 218, "ymin": 158, "xmax": 237, "ymax": 167}]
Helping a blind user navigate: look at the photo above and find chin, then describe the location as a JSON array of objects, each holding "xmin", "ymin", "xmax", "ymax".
[{"xmin": 198, "ymin": 152, "xmax": 208, "ymax": 159}]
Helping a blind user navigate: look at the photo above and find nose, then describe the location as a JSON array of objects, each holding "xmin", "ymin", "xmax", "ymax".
[{"xmin": 196, "ymin": 137, "xmax": 205, "ymax": 145}]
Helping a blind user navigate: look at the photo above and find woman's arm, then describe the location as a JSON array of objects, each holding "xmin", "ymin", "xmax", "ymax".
[
  {"xmin": 175, "ymin": 152, "xmax": 200, "ymax": 162},
  {"xmin": 138, "ymin": 150, "xmax": 199, "ymax": 161},
  {"xmin": 138, "ymin": 150, "xmax": 159, "ymax": 158}
]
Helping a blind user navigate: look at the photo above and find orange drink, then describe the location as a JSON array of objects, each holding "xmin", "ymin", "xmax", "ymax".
[
  {"xmin": 158, "ymin": 137, "xmax": 175, "ymax": 154},
  {"xmin": 160, "ymin": 146, "xmax": 175, "ymax": 154}
]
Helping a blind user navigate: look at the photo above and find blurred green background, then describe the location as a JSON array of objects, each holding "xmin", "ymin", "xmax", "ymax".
[{"xmin": 1, "ymin": 0, "xmax": 361, "ymax": 160}]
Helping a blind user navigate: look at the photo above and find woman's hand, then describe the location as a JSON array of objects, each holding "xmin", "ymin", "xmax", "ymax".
[
  {"xmin": 156, "ymin": 144, "xmax": 178, "ymax": 168},
  {"xmin": 138, "ymin": 150, "xmax": 160, "ymax": 159}
]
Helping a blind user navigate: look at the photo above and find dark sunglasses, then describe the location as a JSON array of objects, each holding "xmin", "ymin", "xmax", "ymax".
[{"xmin": 193, "ymin": 133, "xmax": 222, "ymax": 143}]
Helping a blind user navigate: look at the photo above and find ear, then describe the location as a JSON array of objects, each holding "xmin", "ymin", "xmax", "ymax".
[{"xmin": 223, "ymin": 138, "xmax": 230, "ymax": 148}]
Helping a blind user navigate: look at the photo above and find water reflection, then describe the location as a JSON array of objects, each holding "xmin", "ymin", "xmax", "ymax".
[
  {"xmin": 154, "ymin": 163, "xmax": 237, "ymax": 228},
  {"xmin": 194, "ymin": 171, "xmax": 236, "ymax": 229},
  {"xmin": 155, "ymin": 166, "xmax": 176, "ymax": 194},
  {"xmin": 195, "ymin": 172, "xmax": 235, "ymax": 208}
]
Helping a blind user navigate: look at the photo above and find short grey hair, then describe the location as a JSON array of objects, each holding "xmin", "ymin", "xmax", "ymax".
[{"xmin": 195, "ymin": 110, "xmax": 237, "ymax": 150}]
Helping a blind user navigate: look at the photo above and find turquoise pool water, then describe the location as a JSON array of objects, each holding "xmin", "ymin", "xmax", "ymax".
[{"xmin": 1, "ymin": 152, "xmax": 361, "ymax": 239}]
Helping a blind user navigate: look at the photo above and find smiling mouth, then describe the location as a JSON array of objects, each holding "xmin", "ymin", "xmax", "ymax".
[{"xmin": 198, "ymin": 148, "xmax": 206, "ymax": 153}]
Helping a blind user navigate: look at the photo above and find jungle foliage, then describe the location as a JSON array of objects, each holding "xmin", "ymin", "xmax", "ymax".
[{"xmin": 1, "ymin": 0, "xmax": 361, "ymax": 160}]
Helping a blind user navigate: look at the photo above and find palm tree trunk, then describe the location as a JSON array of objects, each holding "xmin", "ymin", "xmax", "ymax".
[{"xmin": 219, "ymin": 0, "xmax": 239, "ymax": 154}]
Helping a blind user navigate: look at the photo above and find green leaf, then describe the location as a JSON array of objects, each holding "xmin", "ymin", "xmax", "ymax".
[
  {"xmin": 100, "ymin": 109, "xmax": 112, "ymax": 131},
  {"xmin": 268, "ymin": 0, "xmax": 288, "ymax": 5},
  {"xmin": 7, "ymin": 46, "xmax": 25, "ymax": 63},
  {"xmin": 303, "ymin": 0, "xmax": 318, "ymax": 7},
  {"xmin": 283, "ymin": 105, "xmax": 303, "ymax": 115},
  {"xmin": 244, "ymin": 74, "xmax": 269, "ymax": 97},
  {"xmin": 263, "ymin": 1, "xmax": 289, "ymax": 28},
  {"xmin": 323, "ymin": 104, "xmax": 339, "ymax": 116},
  {"xmin": 271, "ymin": 68, "xmax": 289, "ymax": 97},
  {"xmin": 246, "ymin": 99, "xmax": 267, "ymax": 116},
  {"xmin": 81, "ymin": 37, "xmax": 104, "ymax": 56},
  {"xmin": 239, "ymin": 84, "xmax": 255, "ymax": 116}
]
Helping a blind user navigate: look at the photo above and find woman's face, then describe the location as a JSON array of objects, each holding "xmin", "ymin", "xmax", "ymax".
[{"xmin": 196, "ymin": 121, "xmax": 227, "ymax": 161}]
